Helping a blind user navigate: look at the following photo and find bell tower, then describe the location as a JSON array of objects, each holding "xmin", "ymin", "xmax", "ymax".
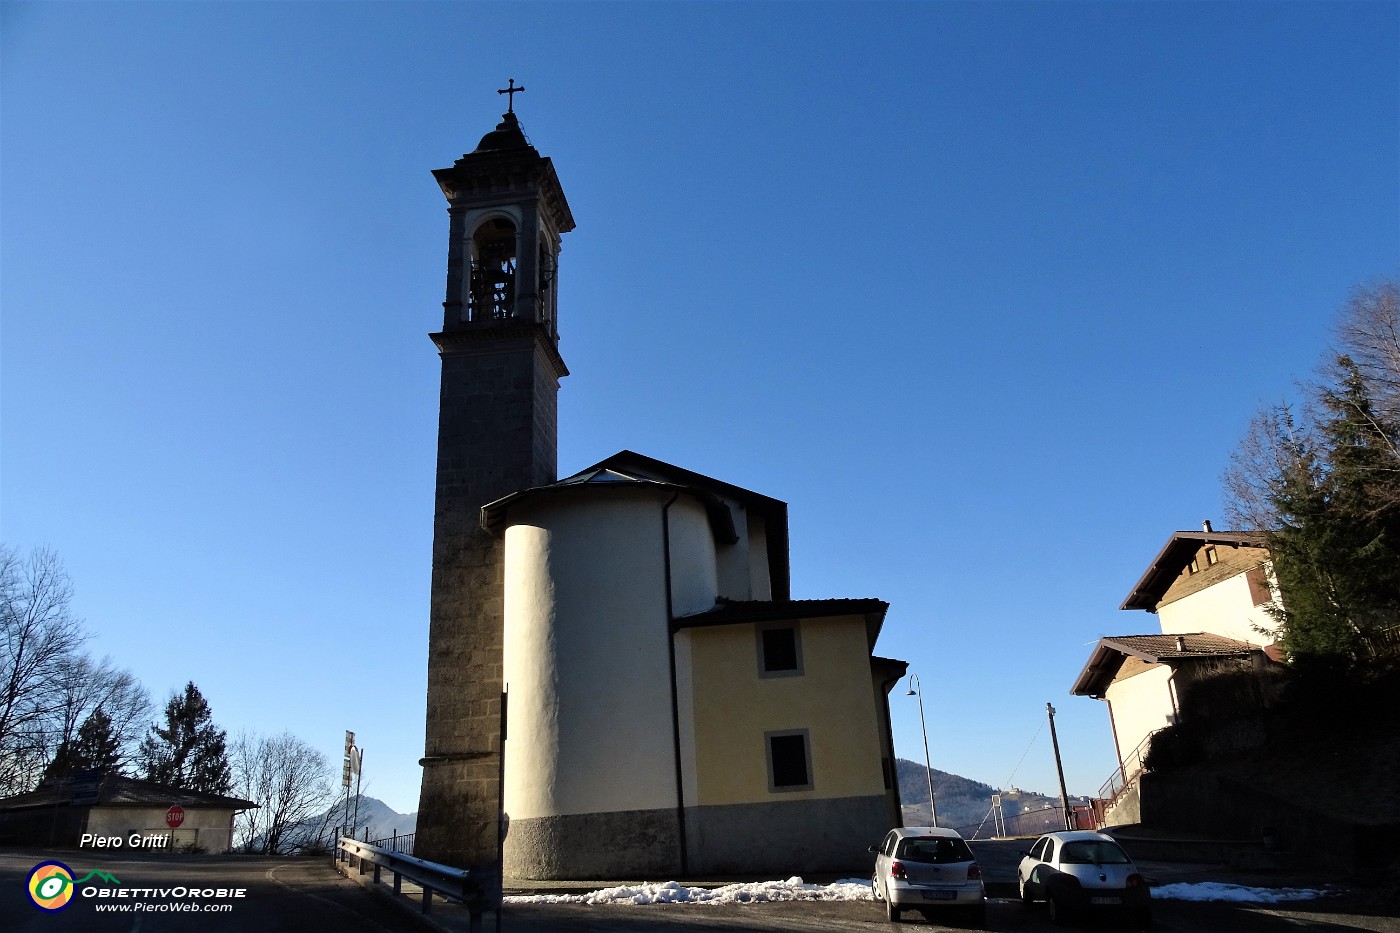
[{"xmin": 415, "ymin": 89, "xmax": 575, "ymax": 870}]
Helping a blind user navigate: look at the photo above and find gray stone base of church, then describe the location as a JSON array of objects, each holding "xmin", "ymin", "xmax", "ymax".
[
  {"xmin": 504, "ymin": 807, "xmax": 682, "ymax": 879},
  {"xmin": 503, "ymin": 794, "xmax": 891, "ymax": 880},
  {"xmin": 684, "ymin": 794, "xmax": 889, "ymax": 876}
]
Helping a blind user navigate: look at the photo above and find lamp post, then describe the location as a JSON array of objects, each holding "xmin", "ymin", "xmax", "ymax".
[{"xmin": 906, "ymin": 673, "xmax": 939, "ymax": 827}]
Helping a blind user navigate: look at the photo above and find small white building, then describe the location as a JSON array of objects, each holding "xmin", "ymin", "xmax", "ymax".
[{"xmin": 0, "ymin": 770, "xmax": 256, "ymax": 854}]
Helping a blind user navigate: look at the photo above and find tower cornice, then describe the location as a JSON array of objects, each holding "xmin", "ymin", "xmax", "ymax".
[
  {"xmin": 433, "ymin": 156, "xmax": 575, "ymax": 235},
  {"xmin": 429, "ymin": 323, "xmax": 569, "ymax": 379}
]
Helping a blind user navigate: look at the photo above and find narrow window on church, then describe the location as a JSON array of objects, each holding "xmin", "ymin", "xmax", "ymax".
[
  {"xmin": 469, "ymin": 218, "xmax": 517, "ymax": 321},
  {"xmin": 766, "ymin": 730, "xmax": 812, "ymax": 791},
  {"xmin": 757, "ymin": 623, "xmax": 802, "ymax": 677}
]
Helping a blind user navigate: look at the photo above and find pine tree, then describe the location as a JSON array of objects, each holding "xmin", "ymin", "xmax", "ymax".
[
  {"xmin": 1263, "ymin": 356, "xmax": 1400, "ymax": 662},
  {"xmin": 139, "ymin": 682, "xmax": 232, "ymax": 795},
  {"xmin": 43, "ymin": 707, "xmax": 122, "ymax": 782}
]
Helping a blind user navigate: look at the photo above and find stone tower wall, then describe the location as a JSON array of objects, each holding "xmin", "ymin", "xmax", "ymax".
[{"xmin": 415, "ymin": 329, "xmax": 560, "ymax": 868}]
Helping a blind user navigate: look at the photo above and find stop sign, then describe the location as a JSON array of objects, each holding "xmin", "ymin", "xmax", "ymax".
[{"xmin": 165, "ymin": 806, "xmax": 185, "ymax": 828}]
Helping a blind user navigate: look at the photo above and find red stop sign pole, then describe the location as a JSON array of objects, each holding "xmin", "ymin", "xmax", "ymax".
[{"xmin": 165, "ymin": 806, "xmax": 185, "ymax": 829}]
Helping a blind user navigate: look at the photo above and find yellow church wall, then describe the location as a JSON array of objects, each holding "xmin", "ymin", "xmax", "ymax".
[{"xmin": 684, "ymin": 616, "xmax": 884, "ymax": 807}]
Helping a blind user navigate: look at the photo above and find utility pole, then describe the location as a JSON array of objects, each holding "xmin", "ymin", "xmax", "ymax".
[{"xmin": 1046, "ymin": 703, "xmax": 1073, "ymax": 831}]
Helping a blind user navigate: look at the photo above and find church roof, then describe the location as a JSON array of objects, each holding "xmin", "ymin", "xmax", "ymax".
[
  {"xmin": 433, "ymin": 111, "xmax": 575, "ymax": 234},
  {"xmin": 481, "ymin": 451, "xmax": 792, "ymax": 600},
  {"xmin": 1121, "ymin": 529, "xmax": 1267, "ymax": 611},
  {"xmin": 0, "ymin": 770, "xmax": 257, "ymax": 813},
  {"xmin": 1070, "ymin": 632, "xmax": 1261, "ymax": 697},
  {"xmin": 675, "ymin": 598, "xmax": 889, "ymax": 651},
  {"xmin": 587, "ymin": 451, "xmax": 792, "ymax": 600},
  {"xmin": 473, "ymin": 110, "xmax": 532, "ymax": 153}
]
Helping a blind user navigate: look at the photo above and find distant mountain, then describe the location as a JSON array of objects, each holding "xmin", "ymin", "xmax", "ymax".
[
  {"xmin": 295, "ymin": 795, "xmax": 417, "ymax": 848},
  {"xmin": 894, "ymin": 758, "xmax": 1091, "ymax": 838}
]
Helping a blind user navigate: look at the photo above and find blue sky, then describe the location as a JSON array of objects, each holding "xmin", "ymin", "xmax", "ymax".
[{"xmin": 3, "ymin": 1, "xmax": 1396, "ymax": 817}]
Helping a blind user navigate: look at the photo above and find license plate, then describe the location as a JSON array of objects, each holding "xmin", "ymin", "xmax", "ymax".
[
  {"xmin": 922, "ymin": 890, "xmax": 957, "ymax": 901},
  {"xmin": 1090, "ymin": 896, "xmax": 1122, "ymax": 905}
]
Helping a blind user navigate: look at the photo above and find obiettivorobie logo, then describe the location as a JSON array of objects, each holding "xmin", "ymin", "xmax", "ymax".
[
  {"xmin": 26, "ymin": 861, "xmax": 121, "ymax": 912},
  {"xmin": 26, "ymin": 860, "xmax": 247, "ymax": 915}
]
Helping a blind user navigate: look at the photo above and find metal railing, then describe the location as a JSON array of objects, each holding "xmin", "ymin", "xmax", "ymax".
[
  {"xmin": 335, "ymin": 835, "xmax": 497, "ymax": 931},
  {"xmin": 1098, "ymin": 730, "xmax": 1159, "ymax": 805},
  {"xmin": 957, "ymin": 803, "xmax": 1095, "ymax": 839},
  {"xmin": 369, "ymin": 830, "xmax": 415, "ymax": 855}
]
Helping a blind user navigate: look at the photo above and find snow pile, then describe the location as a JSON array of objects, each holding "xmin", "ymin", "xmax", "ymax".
[
  {"xmin": 505, "ymin": 876, "xmax": 875, "ymax": 905},
  {"xmin": 1153, "ymin": 882, "xmax": 1329, "ymax": 903}
]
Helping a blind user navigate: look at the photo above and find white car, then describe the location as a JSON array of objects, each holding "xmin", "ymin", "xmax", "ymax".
[
  {"xmin": 1017, "ymin": 830, "xmax": 1152, "ymax": 926},
  {"xmin": 870, "ymin": 826, "xmax": 986, "ymax": 925}
]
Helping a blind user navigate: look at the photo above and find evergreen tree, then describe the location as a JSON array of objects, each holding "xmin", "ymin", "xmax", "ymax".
[
  {"xmin": 139, "ymin": 682, "xmax": 232, "ymax": 795},
  {"xmin": 1241, "ymin": 356, "xmax": 1400, "ymax": 663},
  {"xmin": 42, "ymin": 707, "xmax": 121, "ymax": 782}
]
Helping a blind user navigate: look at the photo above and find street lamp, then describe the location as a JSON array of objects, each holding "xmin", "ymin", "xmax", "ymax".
[{"xmin": 906, "ymin": 673, "xmax": 939, "ymax": 827}]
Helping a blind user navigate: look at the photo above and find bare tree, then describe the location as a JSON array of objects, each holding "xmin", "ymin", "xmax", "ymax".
[
  {"xmin": 1335, "ymin": 279, "xmax": 1400, "ymax": 428},
  {"xmin": 1223, "ymin": 404, "xmax": 1319, "ymax": 531},
  {"xmin": 0, "ymin": 546, "xmax": 87, "ymax": 794},
  {"xmin": 231, "ymin": 731, "xmax": 335, "ymax": 854},
  {"xmin": 49, "ymin": 655, "xmax": 152, "ymax": 773}
]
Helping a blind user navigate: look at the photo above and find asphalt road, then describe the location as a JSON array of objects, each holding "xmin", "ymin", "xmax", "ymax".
[
  {"xmin": 1, "ymin": 848, "xmax": 432, "ymax": 932},
  {"xmin": 5, "ymin": 848, "xmax": 1397, "ymax": 932}
]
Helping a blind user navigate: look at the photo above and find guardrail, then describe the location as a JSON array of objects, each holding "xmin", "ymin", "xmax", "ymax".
[{"xmin": 336, "ymin": 835, "xmax": 498, "ymax": 931}]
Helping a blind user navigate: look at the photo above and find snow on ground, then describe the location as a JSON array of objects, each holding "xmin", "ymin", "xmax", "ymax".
[
  {"xmin": 1152, "ymin": 882, "xmax": 1330, "ymax": 903},
  {"xmin": 504, "ymin": 877, "xmax": 875, "ymax": 905},
  {"xmin": 507, "ymin": 878, "xmax": 1333, "ymax": 907}
]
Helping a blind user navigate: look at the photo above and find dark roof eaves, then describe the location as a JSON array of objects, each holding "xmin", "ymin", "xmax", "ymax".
[
  {"xmin": 1071, "ymin": 632, "xmax": 1262, "ymax": 696},
  {"xmin": 1121, "ymin": 530, "xmax": 1269, "ymax": 610}
]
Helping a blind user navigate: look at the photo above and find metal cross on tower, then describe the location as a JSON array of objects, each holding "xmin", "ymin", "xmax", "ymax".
[{"xmin": 498, "ymin": 78, "xmax": 525, "ymax": 112}]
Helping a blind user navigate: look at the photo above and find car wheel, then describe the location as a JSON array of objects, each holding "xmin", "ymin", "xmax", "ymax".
[
  {"xmin": 871, "ymin": 874, "xmax": 882, "ymax": 901},
  {"xmin": 1047, "ymin": 892, "xmax": 1069, "ymax": 925},
  {"xmin": 1019, "ymin": 878, "xmax": 1034, "ymax": 909},
  {"xmin": 1131, "ymin": 907, "xmax": 1153, "ymax": 929},
  {"xmin": 885, "ymin": 895, "xmax": 901, "ymax": 923},
  {"xmin": 970, "ymin": 902, "xmax": 988, "ymax": 928}
]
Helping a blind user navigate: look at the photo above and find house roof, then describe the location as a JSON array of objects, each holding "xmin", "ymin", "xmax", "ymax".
[
  {"xmin": 674, "ymin": 598, "xmax": 889, "ymax": 650},
  {"xmin": 0, "ymin": 771, "xmax": 257, "ymax": 813},
  {"xmin": 1121, "ymin": 530, "xmax": 1267, "ymax": 611},
  {"xmin": 1070, "ymin": 632, "xmax": 1262, "ymax": 698},
  {"xmin": 871, "ymin": 655, "xmax": 910, "ymax": 689},
  {"xmin": 481, "ymin": 450, "xmax": 792, "ymax": 600}
]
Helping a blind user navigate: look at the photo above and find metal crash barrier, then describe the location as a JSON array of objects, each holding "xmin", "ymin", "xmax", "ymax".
[{"xmin": 336, "ymin": 835, "xmax": 499, "ymax": 931}]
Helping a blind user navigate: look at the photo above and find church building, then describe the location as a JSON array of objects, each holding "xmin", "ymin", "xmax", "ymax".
[{"xmin": 415, "ymin": 91, "xmax": 905, "ymax": 880}]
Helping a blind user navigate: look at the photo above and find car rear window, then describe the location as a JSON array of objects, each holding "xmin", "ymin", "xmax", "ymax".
[
  {"xmin": 1059, "ymin": 840, "xmax": 1130, "ymax": 865},
  {"xmin": 895, "ymin": 837, "xmax": 974, "ymax": 864}
]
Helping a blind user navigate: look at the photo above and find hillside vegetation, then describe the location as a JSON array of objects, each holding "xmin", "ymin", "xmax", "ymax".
[{"xmin": 894, "ymin": 758, "xmax": 1090, "ymax": 838}]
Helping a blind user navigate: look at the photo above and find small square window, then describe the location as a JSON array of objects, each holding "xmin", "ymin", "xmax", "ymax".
[
  {"xmin": 757, "ymin": 624, "xmax": 803, "ymax": 677},
  {"xmin": 766, "ymin": 730, "xmax": 812, "ymax": 791}
]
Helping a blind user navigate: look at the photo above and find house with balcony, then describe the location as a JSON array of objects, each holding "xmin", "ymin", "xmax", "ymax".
[{"xmin": 1072, "ymin": 522, "xmax": 1283, "ymax": 824}]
